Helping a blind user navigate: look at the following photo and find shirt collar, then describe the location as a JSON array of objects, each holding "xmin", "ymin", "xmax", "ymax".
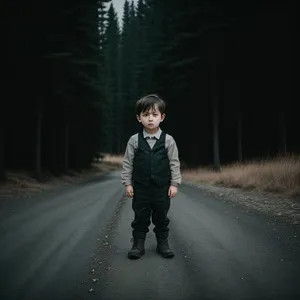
[{"xmin": 143, "ymin": 127, "xmax": 162, "ymax": 140}]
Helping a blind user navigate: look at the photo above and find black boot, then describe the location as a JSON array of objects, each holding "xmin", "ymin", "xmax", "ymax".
[
  {"xmin": 128, "ymin": 238, "xmax": 145, "ymax": 259},
  {"xmin": 156, "ymin": 239, "xmax": 174, "ymax": 258}
]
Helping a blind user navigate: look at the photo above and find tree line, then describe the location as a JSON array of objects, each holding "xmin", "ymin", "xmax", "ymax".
[
  {"xmin": 0, "ymin": 0, "xmax": 297, "ymax": 181},
  {"xmin": 102, "ymin": 0, "xmax": 297, "ymax": 170},
  {"xmin": 1, "ymin": 0, "xmax": 111, "ymax": 180}
]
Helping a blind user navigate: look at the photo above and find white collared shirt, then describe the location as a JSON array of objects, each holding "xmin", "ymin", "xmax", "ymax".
[{"xmin": 121, "ymin": 127, "xmax": 181, "ymax": 187}]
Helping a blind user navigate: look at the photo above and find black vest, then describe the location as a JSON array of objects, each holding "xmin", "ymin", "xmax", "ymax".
[{"xmin": 132, "ymin": 131, "xmax": 171, "ymax": 187}]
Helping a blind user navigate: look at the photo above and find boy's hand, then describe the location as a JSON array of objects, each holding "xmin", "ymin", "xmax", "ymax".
[
  {"xmin": 168, "ymin": 185, "xmax": 178, "ymax": 198},
  {"xmin": 125, "ymin": 184, "xmax": 134, "ymax": 198}
]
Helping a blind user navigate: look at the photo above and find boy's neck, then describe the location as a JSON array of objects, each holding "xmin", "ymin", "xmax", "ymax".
[{"xmin": 144, "ymin": 127, "xmax": 160, "ymax": 134}]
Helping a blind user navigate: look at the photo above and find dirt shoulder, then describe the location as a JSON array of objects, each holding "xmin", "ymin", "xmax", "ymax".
[
  {"xmin": 0, "ymin": 162, "xmax": 121, "ymax": 202},
  {"xmin": 184, "ymin": 180, "xmax": 300, "ymax": 225},
  {"xmin": 1, "ymin": 160, "xmax": 299, "ymax": 226}
]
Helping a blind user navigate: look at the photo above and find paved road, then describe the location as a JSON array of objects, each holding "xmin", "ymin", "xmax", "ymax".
[{"xmin": 0, "ymin": 171, "xmax": 299, "ymax": 300}]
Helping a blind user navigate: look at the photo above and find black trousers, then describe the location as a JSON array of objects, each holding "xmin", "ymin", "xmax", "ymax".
[{"xmin": 131, "ymin": 181, "xmax": 171, "ymax": 240}]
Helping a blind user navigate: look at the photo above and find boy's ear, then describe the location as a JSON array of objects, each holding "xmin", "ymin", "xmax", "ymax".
[
  {"xmin": 136, "ymin": 114, "xmax": 142, "ymax": 122},
  {"xmin": 161, "ymin": 113, "xmax": 166, "ymax": 122}
]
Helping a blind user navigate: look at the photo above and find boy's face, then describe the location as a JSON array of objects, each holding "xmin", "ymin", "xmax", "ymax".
[{"xmin": 136, "ymin": 104, "xmax": 165, "ymax": 133}]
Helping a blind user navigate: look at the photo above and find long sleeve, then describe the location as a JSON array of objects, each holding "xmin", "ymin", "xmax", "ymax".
[
  {"xmin": 166, "ymin": 136, "xmax": 181, "ymax": 186},
  {"xmin": 121, "ymin": 136, "xmax": 136, "ymax": 186}
]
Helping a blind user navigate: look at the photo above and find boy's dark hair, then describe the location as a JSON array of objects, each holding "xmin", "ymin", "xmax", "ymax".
[{"xmin": 135, "ymin": 94, "xmax": 166, "ymax": 115}]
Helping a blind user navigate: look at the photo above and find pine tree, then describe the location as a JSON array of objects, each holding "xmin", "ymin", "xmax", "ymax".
[{"xmin": 102, "ymin": 3, "xmax": 120, "ymax": 153}]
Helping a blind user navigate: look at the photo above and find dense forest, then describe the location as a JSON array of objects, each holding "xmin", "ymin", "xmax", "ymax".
[{"xmin": 1, "ymin": 0, "xmax": 296, "ymax": 180}]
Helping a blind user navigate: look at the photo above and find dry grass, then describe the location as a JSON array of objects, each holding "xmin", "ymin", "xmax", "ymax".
[
  {"xmin": 0, "ymin": 154, "xmax": 123, "ymax": 198},
  {"xmin": 90, "ymin": 154, "xmax": 123, "ymax": 173},
  {"xmin": 0, "ymin": 171, "xmax": 57, "ymax": 197},
  {"xmin": 101, "ymin": 153, "xmax": 124, "ymax": 166},
  {"xmin": 182, "ymin": 155, "xmax": 300, "ymax": 196},
  {"xmin": 3, "ymin": 153, "xmax": 299, "ymax": 199}
]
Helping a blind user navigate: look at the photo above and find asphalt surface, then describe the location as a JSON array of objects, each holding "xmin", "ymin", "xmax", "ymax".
[{"xmin": 0, "ymin": 171, "xmax": 299, "ymax": 300}]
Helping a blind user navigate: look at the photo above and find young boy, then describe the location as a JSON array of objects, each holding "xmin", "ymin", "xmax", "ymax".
[{"xmin": 121, "ymin": 94, "xmax": 181, "ymax": 259}]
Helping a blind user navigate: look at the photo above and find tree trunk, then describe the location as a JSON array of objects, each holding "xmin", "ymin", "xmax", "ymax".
[
  {"xmin": 280, "ymin": 112, "xmax": 287, "ymax": 155},
  {"xmin": 64, "ymin": 122, "xmax": 69, "ymax": 172},
  {"xmin": 35, "ymin": 110, "xmax": 42, "ymax": 179},
  {"xmin": 0, "ymin": 124, "xmax": 6, "ymax": 181},
  {"xmin": 51, "ymin": 127, "xmax": 57, "ymax": 174},
  {"xmin": 237, "ymin": 113, "xmax": 243, "ymax": 162},
  {"xmin": 212, "ymin": 66, "xmax": 220, "ymax": 172}
]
